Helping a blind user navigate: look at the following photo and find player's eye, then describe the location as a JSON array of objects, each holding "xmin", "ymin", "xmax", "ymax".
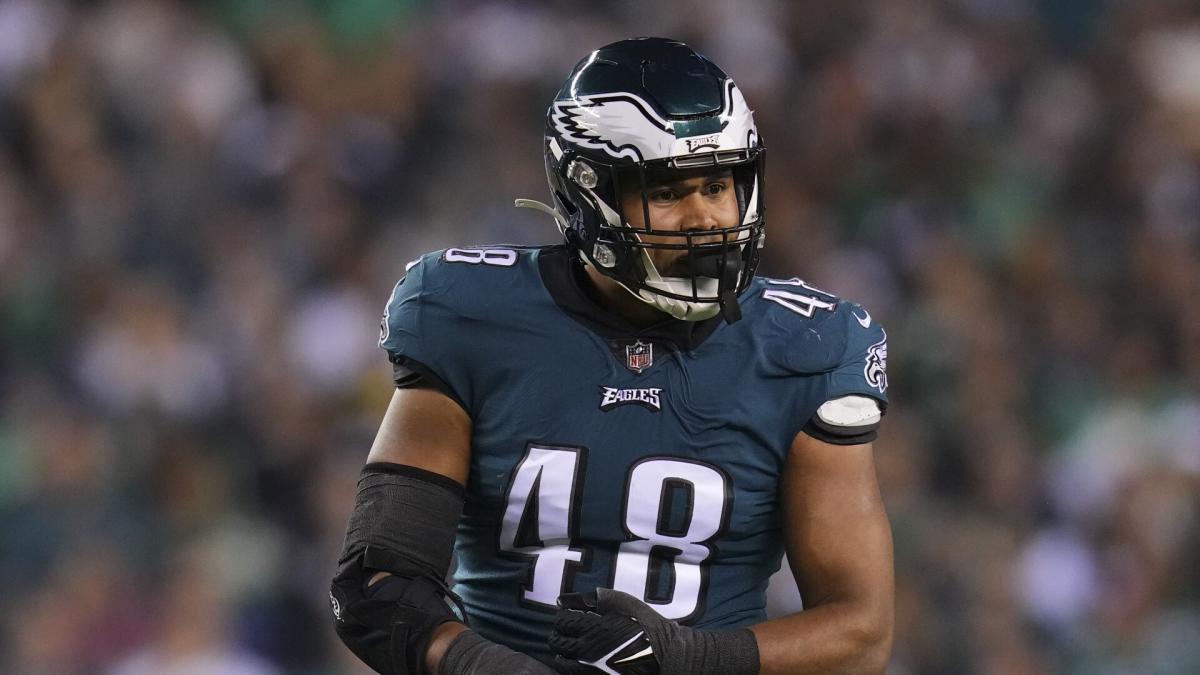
[
  {"xmin": 704, "ymin": 181, "xmax": 729, "ymax": 196},
  {"xmin": 649, "ymin": 189, "xmax": 677, "ymax": 202}
]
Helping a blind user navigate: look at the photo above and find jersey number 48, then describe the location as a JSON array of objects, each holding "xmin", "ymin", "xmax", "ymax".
[{"xmin": 498, "ymin": 445, "xmax": 729, "ymax": 622}]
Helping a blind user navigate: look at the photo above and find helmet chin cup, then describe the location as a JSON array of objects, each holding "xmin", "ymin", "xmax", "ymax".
[
  {"xmin": 630, "ymin": 248, "xmax": 722, "ymax": 321},
  {"xmin": 636, "ymin": 287, "xmax": 722, "ymax": 321}
]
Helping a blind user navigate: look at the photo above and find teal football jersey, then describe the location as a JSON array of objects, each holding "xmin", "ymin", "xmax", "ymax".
[{"xmin": 379, "ymin": 245, "xmax": 888, "ymax": 661}]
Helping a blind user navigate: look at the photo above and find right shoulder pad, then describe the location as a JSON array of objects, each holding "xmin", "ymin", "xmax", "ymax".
[
  {"xmin": 377, "ymin": 251, "xmax": 471, "ymax": 409},
  {"xmin": 379, "ymin": 247, "xmax": 527, "ymax": 351},
  {"xmin": 379, "ymin": 252, "xmax": 439, "ymax": 357},
  {"xmin": 378, "ymin": 247, "xmax": 530, "ymax": 412}
]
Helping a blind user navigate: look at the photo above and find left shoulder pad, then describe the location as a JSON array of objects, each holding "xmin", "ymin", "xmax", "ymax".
[
  {"xmin": 802, "ymin": 298, "xmax": 889, "ymax": 444},
  {"xmin": 827, "ymin": 300, "xmax": 888, "ymax": 405},
  {"xmin": 757, "ymin": 279, "xmax": 888, "ymax": 402}
]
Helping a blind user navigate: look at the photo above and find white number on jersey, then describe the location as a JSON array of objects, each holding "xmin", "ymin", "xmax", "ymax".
[
  {"xmin": 613, "ymin": 459, "xmax": 729, "ymax": 619},
  {"xmin": 499, "ymin": 445, "xmax": 587, "ymax": 606},
  {"xmin": 762, "ymin": 278, "xmax": 837, "ymax": 317},
  {"xmin": 444, "ymin": 247, "xmax": 518, "ymax": 266},
  {"xmin": 500, "ymin": 446, "xmax": 729, "ymax": 620}
]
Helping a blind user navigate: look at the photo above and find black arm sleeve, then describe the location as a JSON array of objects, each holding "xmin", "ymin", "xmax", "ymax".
[
  {"xmin": 338, "ymin": 462, "xmax": 464, "ymax": 573},
  {"xmin": 439, "ymin": 630, "xmax": 557, "ymax": 675},
  {"xmin": 331, "ymin": 462, "xmax": 466, "ymax": 675},
  {"xmin": 389, "ymin": 353, "xmax": 467, "ymax": 411}
]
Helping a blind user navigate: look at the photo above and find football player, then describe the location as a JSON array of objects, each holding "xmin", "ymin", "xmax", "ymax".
[{"xmin": 331, "ymin": 38, "xmax": 893, "ymax": 675}]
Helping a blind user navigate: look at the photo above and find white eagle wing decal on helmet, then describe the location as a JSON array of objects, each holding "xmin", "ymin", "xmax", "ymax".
[
  {"xmin": 719, "ymin": 82, "xmax": 756, "ymax": 142},
  {"xmin": 550, "ymin": 94, "xmax": 677, "ymax": 162}
]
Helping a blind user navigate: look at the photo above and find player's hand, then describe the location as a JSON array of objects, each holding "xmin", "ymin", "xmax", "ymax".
[
  {"xmin": 550, "ymin": 589, "xmax": 760, "ymax": 675},
  {"xmin": 550, "ymin": 589, "xmax": 661, "ymax": 674}
]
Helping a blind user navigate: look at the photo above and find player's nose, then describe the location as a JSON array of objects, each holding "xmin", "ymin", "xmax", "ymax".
[{"xmin": 678, "ymin": 192, "xmax": 721, "ymax": 235}]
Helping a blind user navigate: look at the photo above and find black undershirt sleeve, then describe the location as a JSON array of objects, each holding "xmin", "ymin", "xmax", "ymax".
[{"xmin": 388, "ymin": 352, "xmax": 467, "ymax": 410}]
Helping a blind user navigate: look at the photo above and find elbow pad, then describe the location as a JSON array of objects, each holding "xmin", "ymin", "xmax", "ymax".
[{"xmin": 330, "ymin": 463, "xmax": 466, "ymax": 675}]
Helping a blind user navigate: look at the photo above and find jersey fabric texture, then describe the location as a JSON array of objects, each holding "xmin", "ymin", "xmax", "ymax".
[{"xmin": 378, "ymin": 245, "xmax": 888, "ymax": 662}]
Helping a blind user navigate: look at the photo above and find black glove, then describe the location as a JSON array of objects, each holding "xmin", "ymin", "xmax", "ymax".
[{"xmin": 550, "ymin": 589, "xmax": 759, "ymax": 675}]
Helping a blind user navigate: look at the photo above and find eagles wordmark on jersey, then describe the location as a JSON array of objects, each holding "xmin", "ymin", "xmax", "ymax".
[{"xmin": 379, "ymin": 245, "xmax": 888, "ymax": 661}]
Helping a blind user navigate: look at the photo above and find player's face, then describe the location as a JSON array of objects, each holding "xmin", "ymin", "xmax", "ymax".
[{"xmin": 620, "ymin": 169, "xmax": 740, "ymax": 275}]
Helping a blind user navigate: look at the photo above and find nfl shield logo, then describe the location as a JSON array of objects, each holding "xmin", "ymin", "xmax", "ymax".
[{"xmin": 625, "ymin": 340, "xmax": 653, "ymax": 373}]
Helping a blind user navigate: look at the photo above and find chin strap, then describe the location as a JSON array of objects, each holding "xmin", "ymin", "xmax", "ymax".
[
  {"xmin": 719, "ymin": 289, "xmax": 742, "ymax": 323},
  {"xmin": 694, "ymin": 249, "xmax": 744, "ymax": 324}
]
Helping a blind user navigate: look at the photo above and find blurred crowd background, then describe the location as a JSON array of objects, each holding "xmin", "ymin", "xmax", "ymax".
[{"xmin": 1, "ymin": 0, "xmax": 1198, "ymax": 673}]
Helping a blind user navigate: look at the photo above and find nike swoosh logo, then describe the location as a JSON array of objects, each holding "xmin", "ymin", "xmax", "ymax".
[
  {"xmin": 588, "ymin": 631, "xmax": 648, "ymax": 672},
  {"xmin": 853, "ymin": 309, "xmax": 872, "ymax": 328},
  {"xmin": 613, "ymin": 645, "xmax": 654, "ymax": 664}
]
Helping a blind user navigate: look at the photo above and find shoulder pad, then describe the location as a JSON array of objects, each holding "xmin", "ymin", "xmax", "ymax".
[
  {"xmin": 377, "ymin": 246, "xmax": 539, "ymax": 414},
  {"xmin": 752, "ymin": 277, "xmax": 889, "ymax": 403},
  {"xmin": 827, "ymin": 299, "xmax": 888, "ymax": 401},
  {"xmin": 379, "ymin": 246, "xmax": 532, "ymax": 349}
]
